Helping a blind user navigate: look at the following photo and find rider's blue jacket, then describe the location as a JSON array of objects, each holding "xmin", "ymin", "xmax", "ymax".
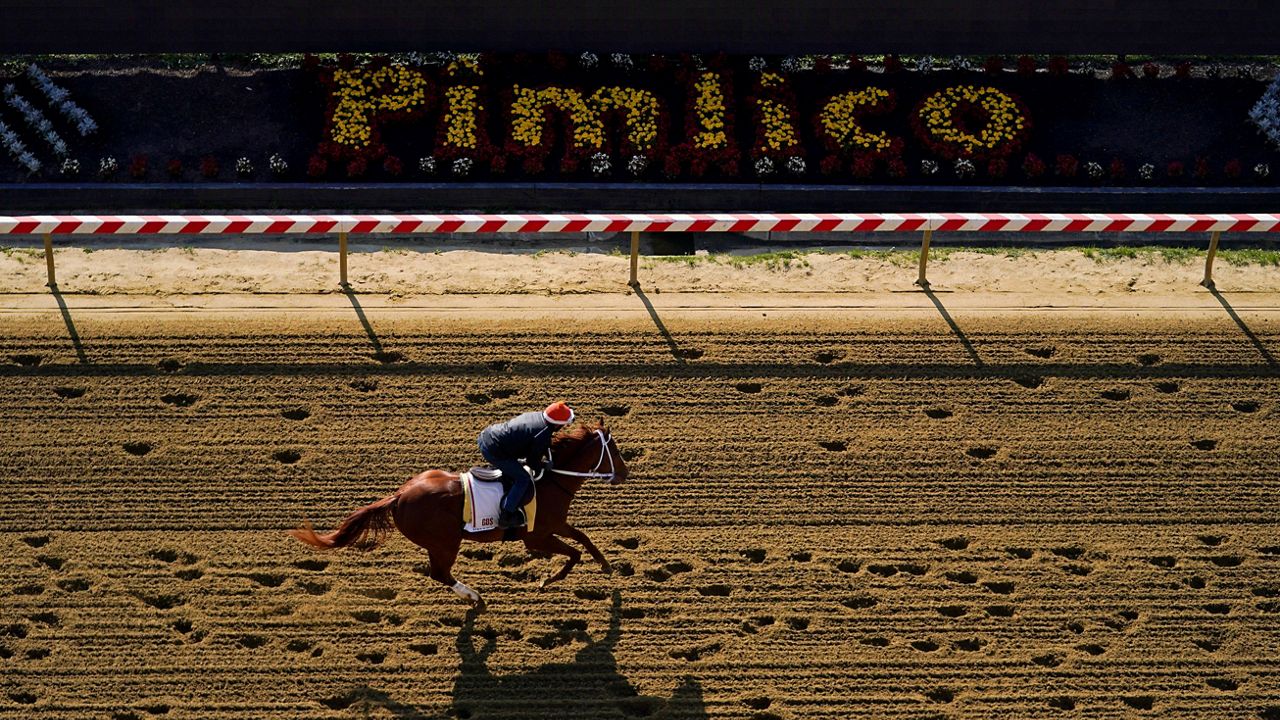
[{"xmin": 478, "ymin": 411, "xmax": 556, "ymax": 473}]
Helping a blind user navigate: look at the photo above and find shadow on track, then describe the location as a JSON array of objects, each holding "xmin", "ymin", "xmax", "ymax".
[
  {"xmin": 334, "ymin": 591, "xmax": 707, "ymax": 720},
  {"xmin": 1208, "ymin": 286, "xmax": 1277, "ymax": 367},
  {"xmin": 343, "ymin": 285, "xmax": 388, "ymax": 359},
  {"xmin": 50, "ymin": 284, "xmax": 88, "ymax": 364},
  {"xmin": 922, "ymin": 286, "xmax": 983, "ymax": 367},
  {"xmin": 633, "ymin": 286, "xmax": 688, "ymax": 364}
]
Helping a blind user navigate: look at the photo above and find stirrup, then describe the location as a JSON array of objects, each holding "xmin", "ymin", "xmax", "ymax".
[{"xmin": 498, "ymin": 508, "xmax": 526, "ymax": 529}]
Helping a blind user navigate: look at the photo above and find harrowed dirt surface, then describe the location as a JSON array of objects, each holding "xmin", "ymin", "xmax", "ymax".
[{"xmin": 2, "ymin": 293, "xmax": 1280, "ymax": 719}]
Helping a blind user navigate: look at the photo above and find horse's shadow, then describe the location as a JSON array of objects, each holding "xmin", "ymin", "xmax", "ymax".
[{"xmin": 346, "ymin": 590, "xmax": 707, "ymax": 719}]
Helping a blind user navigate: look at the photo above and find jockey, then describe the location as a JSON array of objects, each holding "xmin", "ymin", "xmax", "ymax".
[{"xmin": 478, "ymin": 401, "xmax": 575, "ymax": 529}]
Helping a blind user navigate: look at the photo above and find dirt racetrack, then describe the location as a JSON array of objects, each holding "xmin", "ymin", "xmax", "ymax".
[{"xmin": 3, "ymin": 296, "xmax": 1280, "ymax": 719}]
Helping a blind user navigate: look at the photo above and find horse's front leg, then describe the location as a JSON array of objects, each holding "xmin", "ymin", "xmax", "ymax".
[
  {"xmin": 560, "ymin": 524, "xmax": 612, "ymax": 574},
  {"xmin": 524, "ymin": 533, "xmax": 581, "ymax": 587}
]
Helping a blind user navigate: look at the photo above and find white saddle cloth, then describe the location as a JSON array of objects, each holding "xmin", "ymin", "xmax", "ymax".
[{"xmin": 461, "ymin": 471, "xmax": 536, "ymax": 533}]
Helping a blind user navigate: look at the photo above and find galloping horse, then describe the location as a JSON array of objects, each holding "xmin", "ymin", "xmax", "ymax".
[{"xmin": 289, "ymin": 420, "xmax": 629, "ymax": 606}]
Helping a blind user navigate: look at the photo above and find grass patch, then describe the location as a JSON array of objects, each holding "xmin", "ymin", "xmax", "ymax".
[
  {"xmin": 1072, "ymin": 245, "xmax": 1202, "ymax": 264},
  {"xmin": 1220, "ymin": 248, "xmax": 1280, "ymax": 267}
]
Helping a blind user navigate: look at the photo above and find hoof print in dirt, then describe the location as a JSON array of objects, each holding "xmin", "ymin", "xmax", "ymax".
[
  {"xmin": 160, "ymin": 392, "xmax": 199, "ymax": 408},
  {"xmin": 812, "ymin": 350, "xmax": 843, "ymax": 364},
  {"xmin": 734, "ymin": 382, "xmax": 763, "ymax": 394},
  {"xmin": 600, "ymin": 404, "xmax": 630, "ymax": 417},
  {"xmin": 1232, "ymin": 400, "xmax": 1260, "ymax": 413},
  {"xmin": 53, "ymin": 386, "xmax": 86, "ymax": 399},
  {"xmin": 965, "ymin": 447, "xmax": 997, "ymax": 460},
  {"xmin": 1155, "ymin": 381, "xmax": 1180, "ymax": 393},
  {"xmin": 465, "ymin": 392, "xmax": 492, "ymax": 405},
  {"xmin": 370, "ymin": 350, "xmax": 405, "ymax": 364},
  {"xmin": 11, "ymin": 354, "xmax": 43, "ymax": 367},
  {"xmin": 674, "ymin": 347, "xmax": 704, "ymax": 360},
  {"xmin": 1012, "ymin": 375, "xmax": 1045, "ymax": 389},
  {"xmin": 1191, "ymin": 438, "xmax": 1219, "ymax": 451},
  {"xmin": 1136, "ymin": 353, "xmax": 1161, "ymax": 366},
  {"xmin": 123, "ymin": 442, "xmax": 153, "ymax": 456},
  {"xmin": 273, "ymin": 449, "xmax": 302, "ymax": 464},
  {"xmin": 923, "ymin": 407, "xmax": 953, "ymax": 419},
  {"xmin": 281, "ymin": 407, "xmax": 311, "ymax": 421},
  {"xmin": 1123, "ymin": 696, "xmax": 1155, "ymax": 711},
  {"xmin": 1025, "ymin": 346, "xmax": 1057, "ymax": 359},
  {"xmin": 668, "ymin": 641, "xmax": 721, "ymax": 661},
  {"xmin": 156, "ymin": 358, "xmax": 185, "ymax": 373},
  {"xmin": 349, "ymin": 378, "xmax": 378, "ymax": 392},
  {"xmin": 1100, "ymin": 388, "xmax": 1131, "ymax": 401},
  {"xmin": 817, "ymin": 440, "xmax": 846, "ymax": 452},
  {"xmin": 936, "ymin": 536, "xmax": 970, "ymax": 551}
]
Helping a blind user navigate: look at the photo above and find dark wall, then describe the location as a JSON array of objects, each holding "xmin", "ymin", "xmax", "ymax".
[{"xmin": 1, "ymin": 1, "xmax": 1277, "ymax": 55}]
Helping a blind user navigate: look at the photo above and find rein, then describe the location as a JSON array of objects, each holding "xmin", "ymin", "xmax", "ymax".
[{"xmin": 547, "ymin": 429, "xmax": 616, "ymax": 483}]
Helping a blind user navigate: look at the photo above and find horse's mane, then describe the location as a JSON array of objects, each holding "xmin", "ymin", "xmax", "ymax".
[{"xmin": 551, "ymin": 421, "xmax": 603, "ymax": 455}]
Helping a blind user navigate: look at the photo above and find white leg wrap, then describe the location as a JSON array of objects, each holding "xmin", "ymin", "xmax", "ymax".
[{"xmin": 452, "ymin": 580, "xmax": 480, "ymax": 603}]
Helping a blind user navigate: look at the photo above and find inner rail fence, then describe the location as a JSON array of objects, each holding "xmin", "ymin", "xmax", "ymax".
[{"xmin": 4, "ymin": 213, "xmax": 1279, "ymax": 291}]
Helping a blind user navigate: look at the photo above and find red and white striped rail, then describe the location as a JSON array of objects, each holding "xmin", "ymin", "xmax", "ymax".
[{"xmin": 2, "ymin": 213, "xmax": 1279, "ymax": 235}]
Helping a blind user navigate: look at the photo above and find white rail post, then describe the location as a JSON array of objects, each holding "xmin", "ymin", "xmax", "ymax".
[
  {"xmin": 915, "ymin": 229, "xmax": 933, "ymax": 288},
  {"xmin": 339, "ymin": 231, "xmax": 349, "ymax": 287},
  {"xmin": 629, "ymin": 231, "xmax": 640, "ymax": 287},
  {"xmin": 1201, "ymin": 230, "xmax": 1222, "ymax": 289},
  {"xmin": 43, "ymin": 233, "xmax": 56, "ymax": 287}
]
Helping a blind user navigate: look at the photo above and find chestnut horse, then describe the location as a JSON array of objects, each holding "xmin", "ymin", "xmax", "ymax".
[{"xmin": 289, "ymin": 420, "xmax": 629, "ymax": 606}]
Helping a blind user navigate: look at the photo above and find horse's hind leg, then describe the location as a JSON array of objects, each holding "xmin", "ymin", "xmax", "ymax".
[
  {"xmin": 525, "ymin": 534, "xmax": 581, "ymax": 587},
  {"xmin": 559, "ymin": 524, "xmax": 612, "ymax": 574},
  {"xmin": 425, "ymin": 543, "xmax": 482, "ymax": 607}
]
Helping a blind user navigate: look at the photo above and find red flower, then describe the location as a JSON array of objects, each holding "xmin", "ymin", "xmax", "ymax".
[
  {"xmin": 1109, "ymin": 158, "xmax": 1127, "ymax": 181},
  {"xmin": 987, "ymin": 158, "xmax": 1008, "ymax": 179},
  {"xmin": 129, "ymin": 154, "xmax": 149, "ymax": 180},
  {"xmin": 820, "ymin": 155, "xmax": 842, "ymax": 176},
  {"xmin": 166, "ymin": 158, "xmax": 183, "ymax": 180},
  {"xmin": 1167, "ymin": 160, "xmax": 1185, "ymax": 179},
  {"xmin": 983, "ymin": 56, "xmax": 1004, "ymax": 74},
  {"xmin": 1175, "ymin": 62, "xmax": 1192, "ymax": 79},
  {"xmin": 1047, "ymin": 57, "xmax": 1070, "ymax": 77},
  {"xmin": 1142, "ymin": 63, "xmax": 1159, "ymax": 79},
  {"xmin": 306, "ymin": 155, "xmax": 327, "ymax": 179},
  {"xmin": 847, "ymin": 55, "xmax": 867, "ymax": 73},
  {"xmin": 1194, "ymin": 156, "xmax": 1211, "ymax": 181},
  {"xmin": 1055, "ymin": 154, "xmax": 1079, "ymax": 178},
  {"xmin": 346, "ymin": 157, "xmax": 368, "ymax": 178},
  {"xmin": 200, "ymin": 156, "xmax": 220, "ymax": 179},
  {"xmin": 490, "ymin": 155, "xmax": 507, "ymax": 174},
  {"xmin": 1224, "ymin": 159, "xmax": 1243, "ymax": 179},
  {"xmin": 382, "ymin": 155, "xmax": 403, "ymax": 177},
  {"xmin": 882, "ymin": 54, "xmax": 903, "ymax": 74},
  {"xmin": 1022, "ymin": 153, "xmax": 1046, "ymax": 179},
  {"xmin": 1016, "ymin": 56, "xmax": 1036, "ymax": 76},
  {"xmin": 850, "ymin": 154, "xmax": 876, "ymax": 179},
  {"xmin": 886, "ymin": 157, "xmax": 907, "ymax": 179}
]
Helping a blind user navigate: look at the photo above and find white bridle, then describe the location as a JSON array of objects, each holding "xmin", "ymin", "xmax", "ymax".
[{"xmin": 547, "ymin": 429, "xmax": 617, "ymax": 481}]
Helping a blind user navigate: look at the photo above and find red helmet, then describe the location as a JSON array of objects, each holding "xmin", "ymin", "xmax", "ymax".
[{"xmin": 543, "ymin": 401, "xmax": 575, "ymax": 425}]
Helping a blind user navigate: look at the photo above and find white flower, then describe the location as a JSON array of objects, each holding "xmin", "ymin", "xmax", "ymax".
[
  {"xmin": 748, "ymin": 56, "xmax": 767, "ymax": 72},
  {"xmin": 24, "ymin": 65, "xmax": 96, "ymax": 136},
  {"xmin": 920, "ymin": 159, "xmax": 939, "ymax": 176},
  {"xmin": 60, "ymin": 157, "xmax": 79, "ymax": 176},
  {"xmin": 1138, "ymin": 163, "xmax": 1155, "ymax": 180},
  {"xmin": 953, "ymin": 158, "xmax": 975, "ymax": 178},
  {"xmin": 1085, "ymin": 161, "xmax": 1104, "ymax": 179},
  {"xmin": 268, "ymin": 154, "xmax": 288, "ymax": 175},
  {"xmin": 754, "ymin": 156, "xmax": 776, "ymax": 176},
  {"xmin": 579, "ymin": 52, "xmax": 599, "ymax": 69},
  {"xmin": 610, "ymin": 53, "xmax": 633, "ymax": 70},
  {"xmin": 589, "ymin": 151, "xmax": 611, "ymax": 177},
  {"xmin": 1256, "ymin": 162, "xmax": 1271, "ymax": 178},
  {"xmin": 626, "ymin": 155, "xmax": 648, "ymax": 177},
  {"xmin": 916, "ymin": 56, "xmax": 934, "ymax": 73},
  {"xmin": 235, "ymin": 157, "xmax": 254, "ymax": 176},
  {"xmin": 419, "ymin": 156, "xmax": 438, "ymax": 175},
  {"xmin": 950, "ymin": 56, "xmax": 973, "ymax": 71},
  {"xmin": 780, "ymin": 56, "xmax": 801, "ymax": 73},
  {"xmin": 452, "ymin": 157, "xmax": 473, "ymax": 176},
  {"xmin": 786, "ymin": 156, "xmax": 806, "ymax": 176},
  {"xmin": 98, "ymin": 156, "xmax": 118, "ymax": 176}
]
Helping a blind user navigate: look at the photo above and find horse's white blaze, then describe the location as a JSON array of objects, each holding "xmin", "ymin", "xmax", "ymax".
[{"xmin": 452, "ymin": 580, "xmax": 480, "ymax": 603}]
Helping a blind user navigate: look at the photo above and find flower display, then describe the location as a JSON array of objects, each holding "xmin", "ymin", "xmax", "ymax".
[
  {"xmin": 816, "ymin": 87, "xmax": 900, "ymax": 159},
  {"xmin": 436, "ymin": 84, "xmax": 497, "ymax": 163},
  {"xmin": 911, "ymin": 85, "xmax": 1031, "ymax": 161},
  {"xmin": 268, "ymin": 154, "xmax": 288, "ymax": 176},
  {"xmin": 673, "ymin": 68, "xmax": 740, "ymax": 178},
  {"xmin": 1138, "ymin": 163, "xmax": 1155, "ymax": 181},
  {"xmin": 750, "ymin": 72, "xmax": 803, "ymax": 161},
  {"xmin": 320, "ymin": 62, "xmax": 432, "ymax": 164},
  {"xmin": 419, "ymin": 156, "xmax": 438, "ymax": 175},
  {"xmin": 60, "ymin": 157, "xmax": 79, "ymax": 176},
  {"xmin": 506, "ymin": 84, "xmax": 666, "ymax": 174},
  {"xmin": 98, "ymin": 156, "xmax": 117, "ymax": 178},
  {"xmin": 953, "ymin": 158, "xmax": 975, "ymax": 179}
]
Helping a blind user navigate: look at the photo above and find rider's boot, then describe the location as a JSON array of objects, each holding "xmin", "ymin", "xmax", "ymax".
[{"xmin": 498, "ymin": 507, "xmax": 526, "ymax": 529}]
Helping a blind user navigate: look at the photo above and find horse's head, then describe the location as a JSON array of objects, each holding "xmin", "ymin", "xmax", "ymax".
[
  {"xmin": 598, "ymin": 417, "xmax": 629, "ymax": 486},
  {"xmin": 550, "ymin": 418, "xmax": 630, "ymax": 486}
]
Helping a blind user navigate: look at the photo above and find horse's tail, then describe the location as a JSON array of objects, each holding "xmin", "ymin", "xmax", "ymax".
[{"xmin": 288, "ymin": 494, "xmax": 399, "ymax": 551}]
